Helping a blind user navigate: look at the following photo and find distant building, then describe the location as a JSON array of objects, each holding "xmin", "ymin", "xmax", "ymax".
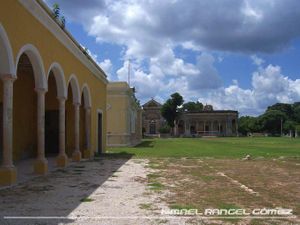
[
  {"xmin": 142, "ymin": 99, "xmax": 238, "ymax": 137},
  {"xmin": 177, "ymin": 105, "xmax": 238, "ymax": 136},
  {"xmin": 142, "ymin": 99, "xmax": 165, "ymax": 135},
  {"xmin": 107, "ymin": 82, "xmax": 142, "ymax": 146}
]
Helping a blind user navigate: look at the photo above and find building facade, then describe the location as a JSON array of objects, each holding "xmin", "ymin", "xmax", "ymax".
[
  {"xmin": 107, "ymin": 82, "xmax": 142, "ymax": 146},
  {"xmin": 177, "ymin": 109, "xmax": 239, "ymax": 137},
  {"xmin": 0, "ymin": 0, "xmax": 108, "ymax": 186},
  {"xmin": 142, "ymin": 99, "xmax": 165, "ymax": 135}
]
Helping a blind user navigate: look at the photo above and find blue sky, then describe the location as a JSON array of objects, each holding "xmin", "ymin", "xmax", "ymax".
[{"xmin": 46, "ymin": 0, "xmax": 300, "ymax": 116}]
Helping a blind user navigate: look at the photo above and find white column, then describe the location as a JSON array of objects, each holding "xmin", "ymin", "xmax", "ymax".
[
  {"xmin": 174, "ymin": 120, "xmax": 178, "ymax": 136},
  {"xmin": 36, "ymin": 89, "xmax": 46, "ymax": 160},
  {"xmin": 34, "ymin": 88, "xmax": 48, "ymax": 174},
  {"xmin": 56, "ymin": 97, "xmax": 68, "ymax": 167},
  {"xmin": 85, "ymin": 106, "xmax": 91, "ymax": 151},
  {"xmin": 59, "ymin": 98, "xmax": 66, "ymax": 155},
  {"xmin": 1, "ymin": 75, "xmax": 15, "ymax": 168},
  {"xmin": 72, "ymin": 102, "xmax": 81, "ymax": 161},
  {"xmin": 185, "ymin": 120, "xmax": 190, "ymax": 135}
]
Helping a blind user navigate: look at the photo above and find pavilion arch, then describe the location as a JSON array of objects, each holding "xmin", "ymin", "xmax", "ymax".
[
  {"xmin": 79, "ymin": 84, "xmax": 92, "ymax": 158},
  {"xmin": 0, "ymin": 23, "xmax": 15, "ymax": 76},
  {"xmin": 67, "ymin": 74, "xmax": 81, "ymax": 104},
  {"xmin": 15, "ymin": 44, "xmax": 47, "ymax": 90},
  {"xmin": 47, "ymin": 62, "xmax": 67, "ymax": 99},
  {"xmin": 81, "ymin": 84, "xmax": 92, "ymax": 108}
]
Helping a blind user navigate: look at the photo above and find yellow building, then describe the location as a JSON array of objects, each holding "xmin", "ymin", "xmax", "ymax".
[
  {"xmin": 107, "ymin": 82, "xmax": 142, "ymax": 146},
  {"xmin": 0, "ymin": 0, "xmax": 108, "ymax": 186}
]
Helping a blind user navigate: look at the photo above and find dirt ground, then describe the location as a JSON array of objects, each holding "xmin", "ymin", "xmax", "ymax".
[
  {"xmin": 148, "ymin": 157, "xmax": 300, "ymax": 225},
  {"xmin": 0, "ymin": 156, "xmax": 299, "ymax": 225},
  {"xmin": 0, "ymin": 157, "xmax": 170, "ymax": 225}
]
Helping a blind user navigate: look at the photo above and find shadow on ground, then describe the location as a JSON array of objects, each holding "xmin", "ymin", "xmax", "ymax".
[
  {"xmin": 134, "ymin": 141, "xmax": 154, "ymax": 148},
  {"xmin": 0, "ymin": 152, "xmax": 134, "ymax": 225}
]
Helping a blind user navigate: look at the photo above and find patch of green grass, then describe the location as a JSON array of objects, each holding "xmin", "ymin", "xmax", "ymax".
[
  {"xmin": 147, "ymin": 173, "xmax": 161, "ymax": 180},
  {"xmin": 108, "ymin": 137, "xmax": 300, "ymax": 158},
  {"xmin": 139, "ymin": 203, "xmax": 152, "ymax": 210},
  {"xmin": 148, "ymin": 182, "xmax": 164, "ymax": 191},
  {"xmin": 200, "ymin": 175, "xmax": 215, "ymax": 182},
  {"xmin": 189, "ymin": 171, "xmax": 215, "ymax": 182},
  {"xmin": 80, "ymin": 197, "xmax": 94, "ymax": 202},
  {"xmin": 217, "ymin": 202, "xmax": 240, "ymax": 210}
]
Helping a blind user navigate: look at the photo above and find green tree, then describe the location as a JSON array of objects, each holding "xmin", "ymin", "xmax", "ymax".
[
  {"xmin": 267, "ymin": 103, "xmax": 293, "ymax": 119},
  {"xmin": 161, "ymin": 92, "xmax": 184, "ymax": 129},
  {"xmin": 238, "ymin": 116, "xmax": 261, "ymax": 135},
  {"xmin": 181, "ymin": 101, "xmax": 203, "ymax": 112},
  {"xmin": 259, "ymin": 110, "xmax": 287, "ymax": 135},
  {"xmin": 52, "ymin": 3, "xmax": 60, "ymax": 19},
  {"xmin": 283, "ymin": 120, "xmax": 296, "ymax": 133},
  {"xmin": 292, "ymin": 103, "xmax": 300, "ymax": 123}
]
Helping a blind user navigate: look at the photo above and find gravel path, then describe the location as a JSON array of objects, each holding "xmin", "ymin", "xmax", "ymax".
[{"xmin": 0, "ymin": 158, "xmax": 169, "ymax": 225}]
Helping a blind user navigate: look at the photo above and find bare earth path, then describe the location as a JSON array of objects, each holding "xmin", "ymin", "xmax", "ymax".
[
  {"xmin": 0, "ymin": 157, "xmax": 169, "ymax": 225},
  {"xmin": 2, "ymin": 156, "xmax": 297, "ymax": 225}
]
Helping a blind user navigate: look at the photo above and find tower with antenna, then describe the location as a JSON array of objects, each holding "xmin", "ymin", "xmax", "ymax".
[{"xmin": 128, "ymin": 59, "xmax": 131, "ymax": 87}]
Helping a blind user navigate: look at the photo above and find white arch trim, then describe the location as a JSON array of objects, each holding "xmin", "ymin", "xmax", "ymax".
[
  {"xmin": 47, "ymin": 62, "xmax": 67, "ymax": 99},
  {"xmin": 15, "ymin": 44, "xmax": 47, "ymax": 89},
  {"xmin": 67, "ymin": 74, "xmax": 81, "ymax": 104},
  {"xmin": 81, "ymin": 83, "xmax": 92, "ymax": 108},
  {"xmin": 0, "ymin": 23, "xmax": 15, "ymax": 76}
]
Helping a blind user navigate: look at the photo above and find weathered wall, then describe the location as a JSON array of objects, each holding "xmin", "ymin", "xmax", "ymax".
[{"xmin": 0, "ymin": 0, "xmax": 107, "ymax": 157}]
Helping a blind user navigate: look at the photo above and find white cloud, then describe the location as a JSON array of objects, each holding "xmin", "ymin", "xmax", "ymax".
[
  {"xmin": 187, "ymin": 53, "xmax": 223, "ymax": 90},
  {"xmin": 99, "ymin": 59, "xmax": 113, "ymax": 80},
  {"xmin": 49, "ymin": 0, "xmax": 300, "ymax": 58},
  {"xmin": 197, "ymin": 64, "xmax": 300, "ymax": 115},
  {"xmin": 251, "ymin": 55, "xmax": 265, "ymax": 66}
]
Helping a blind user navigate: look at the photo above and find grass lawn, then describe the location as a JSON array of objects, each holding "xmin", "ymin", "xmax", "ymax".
[
  {"xmin": 108, "ymin": 137, "xmax": 300, "ymax": 224},
  {"xmin": 108, "ymin": 137, "xmax": 300, "ymax": 158}
]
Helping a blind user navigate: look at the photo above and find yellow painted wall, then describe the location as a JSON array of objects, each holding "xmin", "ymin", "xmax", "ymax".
[
  {"xmin": 0, "ymin": 1, "xmax": 107, "ymax": 155},
  {"xmin": 107, "ymin": 82, "xmax": 142, "ymax": 146},
  {"xmin": 107, "ymin": 95, "xmax": 128, "ymax": 134},
  {"xmin": 13, "ymin": 64, "xmax": 37, "ymax": 161}
]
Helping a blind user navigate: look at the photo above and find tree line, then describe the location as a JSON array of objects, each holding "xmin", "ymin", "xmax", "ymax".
[{"xmin": 239, "ymin": 102, "xmax": 300, "ymax": 136}]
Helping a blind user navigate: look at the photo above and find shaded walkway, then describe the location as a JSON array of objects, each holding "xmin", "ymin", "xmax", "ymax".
[{"xmin": 0, "ymin": 154, "xmax": 135, "ymax": 225}]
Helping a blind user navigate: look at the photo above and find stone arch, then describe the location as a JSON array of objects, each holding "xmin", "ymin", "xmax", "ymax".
[
  {"xmin": 0, "ymin": 23, "xmax": 15, "ymax": 76},
  {"xmin": 15, "ymin": 44, "xmax": 47, "ymax": 90},
  {"xmin": 47, "ymin": 62, "xmax": 67, "ymax": 99},
  {"xmin": 67, "ymin": 74, "xmax": 80, "ymax": 104},
  {"xmin": 81, "ymin": 84, "xmax": 92, "ymax": 108}
]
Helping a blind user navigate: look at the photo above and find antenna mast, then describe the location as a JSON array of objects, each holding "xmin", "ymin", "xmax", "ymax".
[{"xmin": 128, "ymin": 59, "xmax": 131, "ymax": 87}]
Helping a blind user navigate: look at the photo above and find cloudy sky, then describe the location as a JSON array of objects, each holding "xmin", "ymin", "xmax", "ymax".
[{"xmin": 46, "ymin": 0, "xmax": 300, "ymax": 116}]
